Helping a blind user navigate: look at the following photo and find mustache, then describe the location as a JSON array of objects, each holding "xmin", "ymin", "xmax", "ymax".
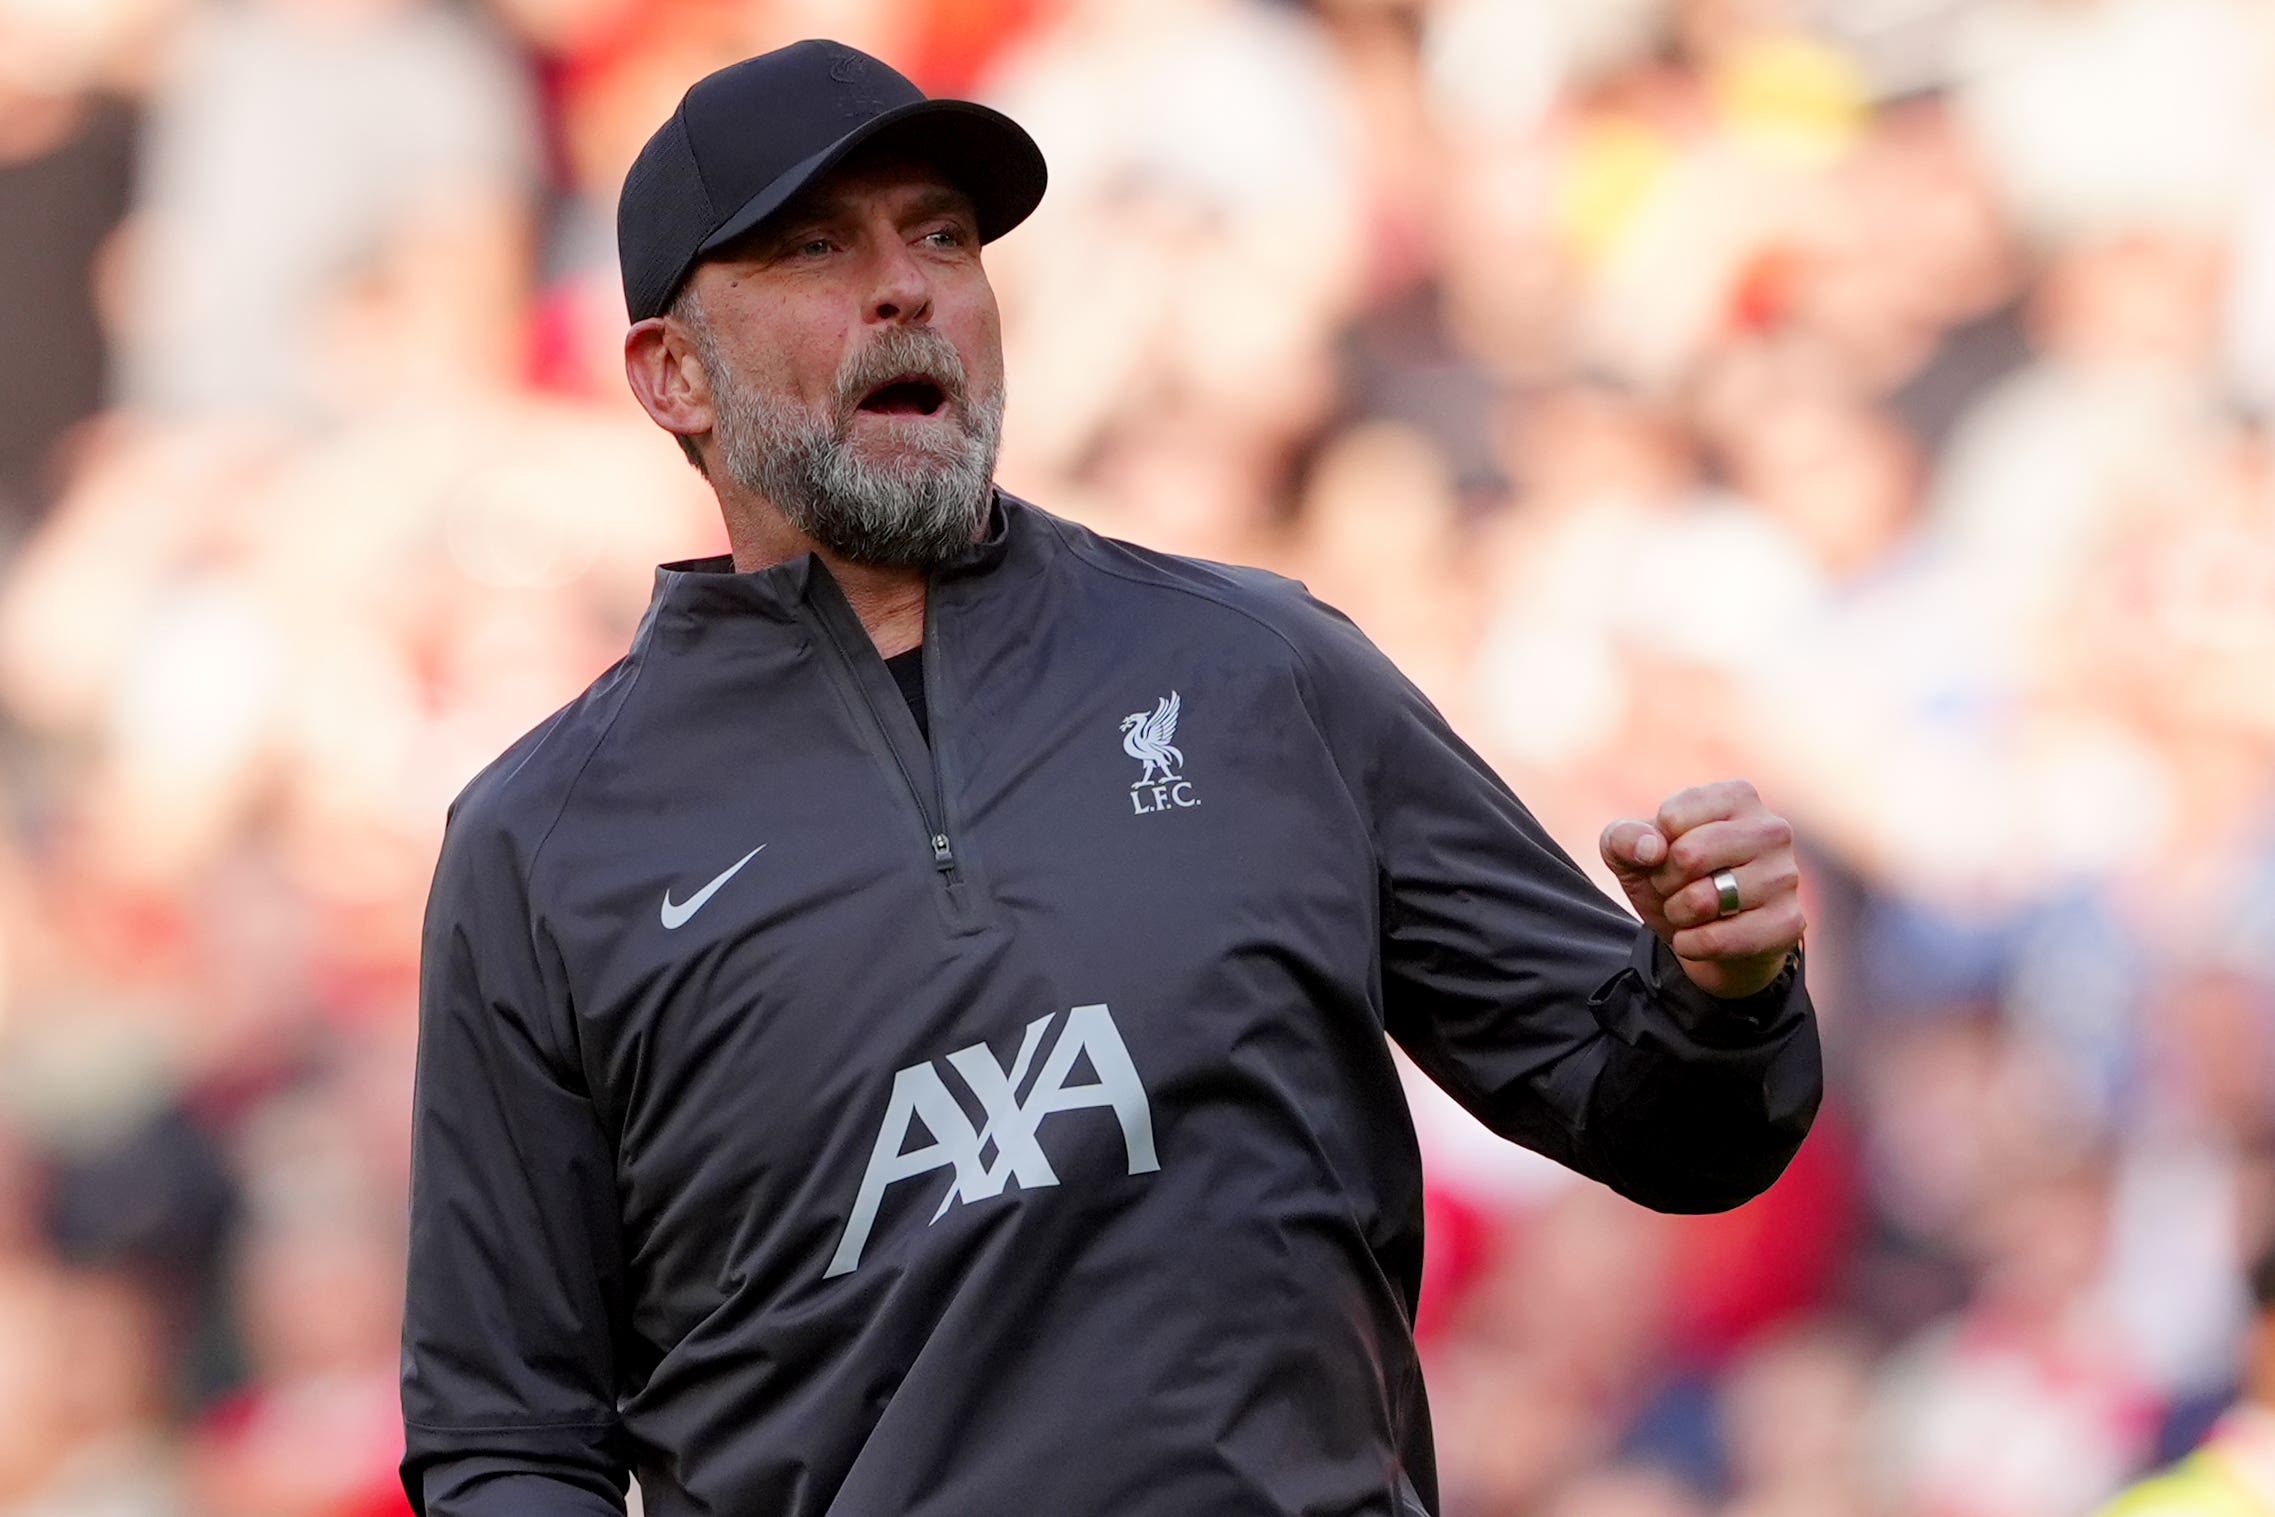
[{"xmin": 832, "ymin": 327, "xmax": 972, "ymax": 423}]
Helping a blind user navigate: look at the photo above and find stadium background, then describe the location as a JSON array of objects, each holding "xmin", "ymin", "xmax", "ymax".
[{"xmin": 1, "ymin": 0, "xmax": 2272, "ymax": 1512}]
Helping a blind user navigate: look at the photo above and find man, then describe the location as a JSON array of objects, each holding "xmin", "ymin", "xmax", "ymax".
[
  {"xmin": 398, "ymin": 39, "xmax": 1821, "ymax": 1517},
  {"xmin": 2094, "ymin": 1240, "xmax": 2275, "ymax": 1517}
]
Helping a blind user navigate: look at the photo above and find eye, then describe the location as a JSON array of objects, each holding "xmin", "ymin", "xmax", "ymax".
[
  {"xmin": 922, "ymin": 225, "xmax": 971, "ymax": 250},
  {"xmin": 796, "ymin": 237, "xmax": 835, "ymax": 257}
]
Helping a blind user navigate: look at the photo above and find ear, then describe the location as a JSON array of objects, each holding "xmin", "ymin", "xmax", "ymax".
[{"xmin": 624, "ymin": 316, "xmax": 713, "ymax": 451}]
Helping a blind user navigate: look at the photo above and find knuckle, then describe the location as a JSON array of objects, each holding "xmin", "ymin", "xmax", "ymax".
[
  {"xmin": 1761, "ymin": 812, "xmax": 1794, "ymax": 849},
  {"xmin": 1667, "ymin": 838, "xmax": 1706, "ymax": 877}
]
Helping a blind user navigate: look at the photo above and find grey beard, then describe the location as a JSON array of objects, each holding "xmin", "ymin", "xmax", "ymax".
[{"xmin": 701, "ymin": 325, "xmax": 1003, "ymax": 570}]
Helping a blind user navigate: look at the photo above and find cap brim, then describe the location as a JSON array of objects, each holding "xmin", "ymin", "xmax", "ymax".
[{"xmin": 695, "ymin": 97, "xmax": 1046, "ymax": 264}]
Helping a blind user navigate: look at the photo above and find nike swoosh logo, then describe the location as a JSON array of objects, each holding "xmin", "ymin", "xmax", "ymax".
[{"xmin": 660, "ymin": 844, "xmax": 767, "ymax": 930}]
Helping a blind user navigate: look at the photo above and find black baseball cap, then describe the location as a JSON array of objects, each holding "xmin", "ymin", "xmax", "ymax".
[{"xmin": 617, "ymin": 39, "xmax": 1048, "ymax": 324}]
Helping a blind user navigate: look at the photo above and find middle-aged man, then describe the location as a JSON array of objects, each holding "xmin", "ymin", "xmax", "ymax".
[{"xmin": 399, "ymin": 39, "xmax": 1822, "ymax": 1517}]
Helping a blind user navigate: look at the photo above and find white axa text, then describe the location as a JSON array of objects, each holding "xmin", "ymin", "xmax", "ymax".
[{"xmin": 825, "ymin": 1004, "xmax": 1159, "ymax": 1277}]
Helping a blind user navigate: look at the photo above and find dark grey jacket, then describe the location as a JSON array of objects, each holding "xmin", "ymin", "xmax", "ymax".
[{"xmin": 400, "ymin": 493, "xmax": 1820, "ymax": 1516}]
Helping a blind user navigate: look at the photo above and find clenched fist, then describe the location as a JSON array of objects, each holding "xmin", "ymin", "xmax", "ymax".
[{"xmin": 1598, "ymin": 779, "xmax": 1805, "ymax": 1000}]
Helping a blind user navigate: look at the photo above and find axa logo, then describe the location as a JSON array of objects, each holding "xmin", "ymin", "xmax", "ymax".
[
  {"xmin": 1120, "ymin": 691, "xmax": 1199, "ymax": 816},
  {"xmin": 825, "ymin": 1004, "xmax": 1160, "ymax": 1278}
]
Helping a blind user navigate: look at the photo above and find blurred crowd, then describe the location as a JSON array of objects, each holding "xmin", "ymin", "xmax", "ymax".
[{"xmin": 0, "ymin": 0, "xmax": 2271, "ymax": 1513}]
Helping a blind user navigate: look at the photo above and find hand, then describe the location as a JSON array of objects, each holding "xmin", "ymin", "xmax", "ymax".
[{"xmin": 1597, "ymin": 779, "xmax": 1804, "ymax": 1000}]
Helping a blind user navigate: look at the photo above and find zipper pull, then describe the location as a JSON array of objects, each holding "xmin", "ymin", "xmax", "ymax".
[{"xmin": 930, "ymin": 833, "xmax": 955, "ymax": 870}]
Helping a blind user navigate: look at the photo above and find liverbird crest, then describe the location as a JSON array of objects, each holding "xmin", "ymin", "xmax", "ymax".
[{"xmin": 1119, "ymin": 691, "xmax": 1183, "ymax": 788}]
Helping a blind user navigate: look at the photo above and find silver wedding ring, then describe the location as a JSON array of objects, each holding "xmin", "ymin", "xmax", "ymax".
[{"xmin": 1713, "ymin": 869, "xmax": 1743, "ymax": 918}]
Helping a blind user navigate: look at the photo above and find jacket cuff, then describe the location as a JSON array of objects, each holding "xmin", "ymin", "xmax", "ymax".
[{"xmin": 1592, "ymin": 927, "xmax": 1804, "ymax": 1052}]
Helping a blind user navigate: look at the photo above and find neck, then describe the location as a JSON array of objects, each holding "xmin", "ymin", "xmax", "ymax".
[
  {"xmin": 820, "ymin": 556, "xmax": 928, "ymax": 657},
  {"xmin": 721, "ymin": 496, "xmax": 928, "ymax": 657}
]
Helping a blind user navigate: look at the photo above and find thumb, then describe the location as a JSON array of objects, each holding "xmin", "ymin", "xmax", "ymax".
[{"xmin": 1599, "ymin": 819, "xmax": 1665, "ymax": 877}]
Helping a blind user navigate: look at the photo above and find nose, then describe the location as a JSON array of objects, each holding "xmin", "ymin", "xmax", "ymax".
[{"xmin": 865, "ymin": 238, "xmax": 933, "ymax": 326}]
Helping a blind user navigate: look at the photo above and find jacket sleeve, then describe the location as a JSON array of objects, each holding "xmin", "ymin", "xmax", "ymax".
[
  {"xmin": 400, "ymin": 793, "xmax": 633, "ymax": 1514},
  {"xmin": 1292, "ymin": 597, "xmax": 1822, "ymax": 1213}
]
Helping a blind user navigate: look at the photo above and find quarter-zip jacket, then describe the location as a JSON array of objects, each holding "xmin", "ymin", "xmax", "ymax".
[{"xmin": 400, "ymin": 493, "xmax": 1821, "ymax": 1517}]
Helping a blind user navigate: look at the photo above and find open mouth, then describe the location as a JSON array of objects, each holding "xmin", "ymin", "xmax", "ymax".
[{"xmin": 855, "ymin": 375, "xmax": 949, "ymax": 417}]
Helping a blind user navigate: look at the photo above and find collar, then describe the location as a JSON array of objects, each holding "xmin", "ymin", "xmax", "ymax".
[{"xmin": 639, "ymin": 489, "xmax": 1027, "ymax": 638}]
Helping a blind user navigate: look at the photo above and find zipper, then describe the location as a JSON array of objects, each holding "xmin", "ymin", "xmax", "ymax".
[
  {"xmin": 801, "ymin": 562, "xmax": 962, "ymax": 886},
  {"xmin": 919, "ymin": 582, "xmax": 955, "ymax": 876}
]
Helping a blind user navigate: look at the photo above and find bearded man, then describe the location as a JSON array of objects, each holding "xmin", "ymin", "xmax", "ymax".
[{"xmin": 398, "ymin": 38, "xmax": 1821, "ymax": 1517}]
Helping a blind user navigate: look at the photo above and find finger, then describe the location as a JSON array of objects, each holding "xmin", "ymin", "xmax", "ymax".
[
  {"xmin": 1598, "ymin": 819, "xmax": 1665, "ymax": 876},
  {"xmin": 1669, "ymin": 897, "xmax": 1807, "ymax": 963},
  {"xmin": 1654, "ymin": 778, "xmax": 1760, "ymax": 841},
  {"xmin": 1660, "ymin": 851, "xmax": 1801, "ymax": 930},
  {"xmin": 1651, "ymin": 809, "xmax": 1794, "ymax": 896}
]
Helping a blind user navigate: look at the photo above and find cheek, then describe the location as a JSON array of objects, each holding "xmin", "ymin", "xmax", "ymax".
[
  {"xmin": 949, "ymin": 293, "xmax": 1005, "ymax": 390},
  {"xmin": 774, "ymin": 325, "xmax": 857, "ymax": 406},
  {"xmin": 722, "ymin": 285, "xmax": 855, "ymax": 406}
]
